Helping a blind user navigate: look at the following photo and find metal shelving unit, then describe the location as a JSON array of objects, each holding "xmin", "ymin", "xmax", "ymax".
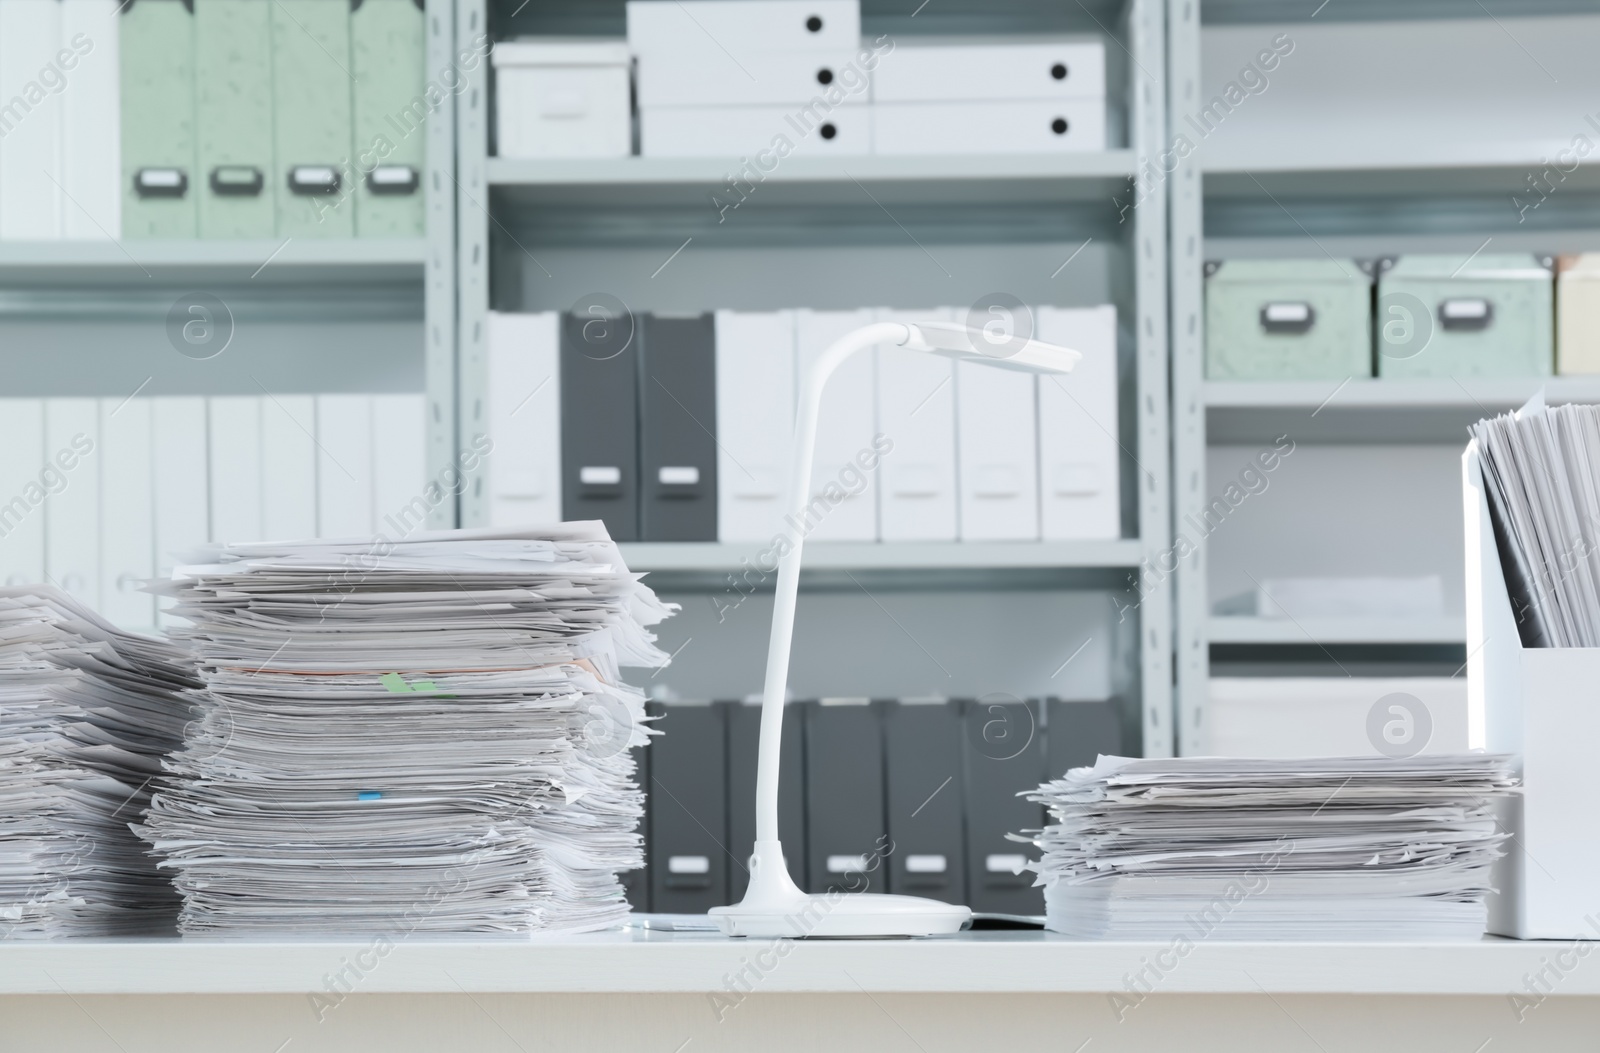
[
  {"xmin": 453, "ymin": 0, "xmax": 1173, "ymax": 754},
  {"xmin": 1167, "ymin": 0, "xmax": 1600, "ymax": 754}
]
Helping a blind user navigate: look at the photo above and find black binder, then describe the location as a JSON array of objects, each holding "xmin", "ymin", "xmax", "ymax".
[
  {"xmin": 560, "ymin": 309, "xmax": 640, "ymax": 540},
  {"xmin": 646, "ymin": 701, "xmax": 730, "ymax": 913},
  {"xmin": 883, "ymin": 699, "xmax": 967, "ymax": 904},
  {"xmin": 638, "ymin": 313, "xmax": 718, "ymax": 540},
  {"xmin": 803, "ymin": 699, "xmax": 888, "ymax": 894},
  {"xmin": 960, "ymin": 697, "xmax": 1046, "ymax": 915},
  {"xmin": 727, "ymin": 700, "xmax": 807, "ymax": 900},
  {"xmin": 1046, "ymin": 697, "xmax": 1124, "ymax": 779}
]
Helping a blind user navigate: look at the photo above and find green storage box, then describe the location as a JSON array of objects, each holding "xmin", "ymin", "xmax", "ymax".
[
  {"xmin": 1376, "ymin": 254, "xmax": 1553, "ymax": 378},
  {"xmin": 352, "ymin": 0, "xmax": 425, "ymax": 238},
  {"xmin": 196, "ymin": 0, "xmax": 276, "ymax": 238},
  {"xmin": 272, "ymin": 0, "xmax": 354, "ymax": 237},
  {"xmin": 1204, "ymin": 259, "xmax": 1373, "ymax": 380},
  {"xmin": 121, "ymin": 0, "xmax": 198, "ymax": 238}
]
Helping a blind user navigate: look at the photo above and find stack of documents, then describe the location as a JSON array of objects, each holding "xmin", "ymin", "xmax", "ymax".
[
  {"xmin": 1026, "ymin": 754, "xmax": 1518, "ymax": 940},
  {"xmin": 1472, "ymin": 400, "xmax": 1600, "ymax": 647},
  {"xmin": 0, "ymin": 587, "xmax": 198, "ymax": 937},
  {"xmin": 138, "ymin": 524, "xmax": 674, "ymax": 936}
]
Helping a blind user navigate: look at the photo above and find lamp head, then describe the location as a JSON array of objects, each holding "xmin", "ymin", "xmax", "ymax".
[{"xmin": 899, "ymin": 321, "xmax": 1081, "ymax": 375}]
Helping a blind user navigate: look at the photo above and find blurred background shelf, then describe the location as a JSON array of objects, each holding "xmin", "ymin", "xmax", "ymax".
[
  {"xmin": 1203, "ymin": 378, "xmax": 1600, "ymax": 443},
  {"xmin": 0, "ymin": 238, "xmax": 427, "ymax": 287},
  {"xmin": 1207, "ymin": 615, "xmax": 1467, "ymax": 646}
]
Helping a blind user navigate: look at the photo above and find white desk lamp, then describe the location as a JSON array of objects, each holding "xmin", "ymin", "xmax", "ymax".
[{"xmin": 708, "ymin": 321, "xmax": 1082, "ymax": 938}]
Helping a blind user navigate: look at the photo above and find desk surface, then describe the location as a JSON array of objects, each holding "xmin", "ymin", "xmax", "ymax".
[{"xmin": 0, "ymin": 930, "xmax": 1588, "ymax": 996}]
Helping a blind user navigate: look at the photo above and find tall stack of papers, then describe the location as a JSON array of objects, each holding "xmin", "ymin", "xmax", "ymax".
[
  {"xmin": 138, "ymin": 524, "xmax": 675, "ymax": 936},
  {"xmin": 0, "ymin": 587, "xmax": 198, "ymax": 938},
  {"xmin": 1027, "ymin": 754, "xmax": 1518, "ymax": 940},
  {"xmin": 1473, "ymin": 400, "xmax": 1600, "ymax": 647}
]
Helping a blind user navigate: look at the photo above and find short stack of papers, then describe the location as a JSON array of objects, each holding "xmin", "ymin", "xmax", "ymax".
[
  {"xmin": 137, "ymin": 524, "xmax": 674, "ymax": 936},
  {"xmin": 0, "ymin": 587, "xmax": 198, "ymax": 938},
  {"xmin": 1027, "ymin": 754, "xmax": 1518, "ymax": 940}
]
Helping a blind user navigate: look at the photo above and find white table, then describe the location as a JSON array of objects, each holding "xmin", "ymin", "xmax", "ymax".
[{"xmin": 3, "ymin": 931, "xmax": 1594, "ymax": 1051}]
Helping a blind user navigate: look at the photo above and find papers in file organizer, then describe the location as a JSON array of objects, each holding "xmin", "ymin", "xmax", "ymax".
[
  {"xmin": 1025, "ymin": 754, "xmax": 1518, "ymax": 941},
  {"xmin": 1472, "ymin": 400, "xmax": 1600, "ymax": 647},
  {"xmin": 0, "ymin": 587, "xmax": 199, "ymax": 938},
  {"xmin": 137, "ymin": 524, "xmax": 675, "ymax": 936}
]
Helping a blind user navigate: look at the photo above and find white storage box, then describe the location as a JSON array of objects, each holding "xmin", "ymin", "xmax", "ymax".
[
  {"xmin": 873, "ymin": 40, "xmax": 1105, "ymax": 102},
  {"xmin": 1206, "ymin": 677, "xmax": 1468, "ymax": 759},
  {"xmin": 641, "ymin": 104, "xmax": 870, "ymax": 158},
  {"xmin": 1465, "ymin": 441, "xmax": 1600, "ymax": 939},
  {"xmin": 636, "ymin": 49, "xmax": 869, "ymax": 108},
  {"xmin": 1256, "ymin": 576, "xmax": 1445, "ymax": 620},
  {"xmin": 492, "ymin": 40, "xmax": 632, "ymax": 159},
  {"xmin": 1556, "ymin": 253, "xmax": 1600, "ymax": 374},
  {"xmin": 873, "ymin": 101, "xmax": 1105, "ymax": 155},
  {"xmin": 627, "ymin": 0, "xmax": 860, "ymax": 56}
]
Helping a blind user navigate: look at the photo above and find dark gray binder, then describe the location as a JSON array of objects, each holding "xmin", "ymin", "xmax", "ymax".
[
  {"xmin": 1046, "ymin": 697, "xmax": 1124, "ymax": 779},
  {"xmin": 727, "ymin": 700, "xmax": 806, "ymax": 900},
  {"xmin": 883, "ymin": 699, "xmax": 966, "ymax": 904},
  {"xmin": 639, "ymin": 313, "xmax": 718, "ymax": 541},
  {"xmin": 620, "ymin": 736, "xmax": 651, "ymax": 913},
  {"xmin": 646, "ymin": 701, "xmax": 730, "ymax": 913},
  {"xmin": 803, "ymin": 700, "xmax": 888, "ymax": 894},
  {"xmin": 960, "ymin": 697, "xmax": 1046, "ymax": 915},
  {"xmin": 560, "ymin": 310, "xmax": 639, "ymax": 541}
]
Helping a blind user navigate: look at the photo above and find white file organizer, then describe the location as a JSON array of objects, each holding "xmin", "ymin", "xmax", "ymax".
[{"xmin": 1464, "ymin": 441, "xmax": 1600, "ymax": 939}]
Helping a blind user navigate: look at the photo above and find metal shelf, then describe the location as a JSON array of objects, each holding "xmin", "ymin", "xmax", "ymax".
[
  {"xmin": 1203, "ymin": 378, "xmax": 1600, "ymax": 444},
  {"xmin": 622, "ymin": 539, "xmax": 1145, "ymax": 573},
  {"xmin": 461, "ymin": 0, "xmax": 1174, "ymax": 755},
  {"xmin": 487, "ymin": 153, "xmax": 1139, "ymax": 209},
  {"xmin": 1207, "ymin": 616, "xmax": 1466, "ymax": 645},
  {"xmin": 0, "ymin": 238, "xmax": 427, "ymax": 287}
]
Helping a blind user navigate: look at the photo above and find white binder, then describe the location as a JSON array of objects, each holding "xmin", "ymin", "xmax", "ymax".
[
  {"xmin": 151, "ymin": 396, "xmax": 209, "ymax": 626},
  {"xmin": 956, "ymin": 358, "xmax": 1040, "ymax": 541},
  {"xmin": 795, "ymin": 308, "xmax": 877, "ymax": 542},
  {"xmin": 261, "ymin": 394, "xmax": 318, "ymax": 541},
  {"xmin": 0, "ymin": 400, "xmax": 46, "ymax": 586},
  {"xmin": 714, "ymin": 309, "xmax": 795, "ymax": 543},
  {"xmin": 208, "ymin": 395, "xmax": 263, "ymax": 544},
  {"xmin": 0, "ymin": 0, "xmax": 64, "ymax": 239},
  {"xmin": 874, "ymin": 308, "xmax": 956, "ymax": 542},
  {"xmin": 61, "ymin": 0, "xmax": 121, "ymax": 239},
  {"xmin": 1036, "ymin": 305, "xmax": 1120, "ymax": 540},
  {"xmin": 372, "ymin": 393, "xmax": 426, "ymax": 537},
  {"xmin": 43, "ymin": 397, "xmax": 100, "ymax": 606},
  {"xmin": 626, "ymin": 1, "xmax": 861, "ymax": 56},
  {"xmin": 316, "ymin": 394, "xmax": 375, "ymax": 538},
  {"xmin": 486, "ymin": 311, "xmax": 562, "ymax": 529},
  {"xmin": 98, "ymin": 396, "xmax": 153, "ymax": 629}
]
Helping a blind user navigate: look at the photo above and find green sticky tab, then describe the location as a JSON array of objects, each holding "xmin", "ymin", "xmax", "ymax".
[{"xmin": 380, "ymin": 672, "xmax": 411, "ymax": 693}]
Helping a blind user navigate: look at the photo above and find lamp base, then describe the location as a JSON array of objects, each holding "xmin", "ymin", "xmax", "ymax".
[
  {"xmin": 707, "ymin": 839, "xmax": 972, "ymax": 938},
  {"xmin": 709, "ymin": 891, "xmax": 972, "ymax": 938}
]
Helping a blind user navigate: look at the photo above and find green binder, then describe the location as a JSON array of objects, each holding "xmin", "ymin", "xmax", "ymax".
[
  {"xmin": 121, "ymin": 0, "xmax": 198, "ymax": 239},
  {"xmin": 272, "ymin": 0, "xmax": 354, "ymax": 237},
  {"xmin": 352, "ymin": 0, "xmax": 425, "ymax": 238},
  {"xmin": 196, "ymin": 0, "xmax": 276, "ymax": 238}
]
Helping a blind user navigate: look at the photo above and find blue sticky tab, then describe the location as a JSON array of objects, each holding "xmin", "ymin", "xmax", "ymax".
[{"xmin": 357, "ymin": 791, "xmax": 383, "ymax": 801}]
